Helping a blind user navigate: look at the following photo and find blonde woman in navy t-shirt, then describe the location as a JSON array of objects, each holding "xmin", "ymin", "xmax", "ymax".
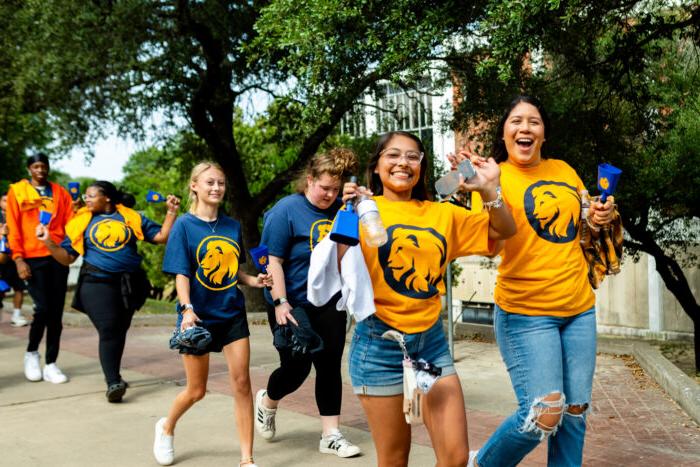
[{"xmin": 154, "ymin": 161, "xmax": 272, "ymax": 467}]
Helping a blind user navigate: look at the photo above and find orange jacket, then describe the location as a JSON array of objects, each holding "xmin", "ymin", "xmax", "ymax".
[{"xmin": 6, "ymin": 180, "xmax": 74, "ymax": 260}]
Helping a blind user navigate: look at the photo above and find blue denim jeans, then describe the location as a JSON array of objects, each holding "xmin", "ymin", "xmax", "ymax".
[{"xmin": 478, "ymin": 305, "xmax": 597, "ymax": 467}]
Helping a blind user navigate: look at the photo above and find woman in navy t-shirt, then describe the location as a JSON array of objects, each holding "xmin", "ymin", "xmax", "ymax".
[
  {"xmin": 154, "ymin": 161, "xmax": 271, "ymax": 467},
  {"xmin": 254, "ymin": 148, "xmax": 362, "ymax": 458},
  {"xmin": 36, "ymin": 181, "xmax": 179, "ymax": 401}
]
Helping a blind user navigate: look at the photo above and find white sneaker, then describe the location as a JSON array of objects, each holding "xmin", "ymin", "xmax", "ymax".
[
  {"xmin": 11, "ymin": 311, "xmax": 28, "ymax": 327},
  {"xmin": 468, "ymin": 450, "xmax": 479, "ymax": 467},
  {"xmin": 42, "ymin": 363, "xmax": 68, "ymax": 384},
  {"xmin": 255, "ymin": 389, "xmax": 276, "ymax": 440},
  {"xmin": 24, "ymin": 351, "xmax": 42, "ymax": 382},
  {"xmin": 153, "ymin": 417, "xmax": 174, "ymax": 465},
  {"xmin": 319, "ymin": 430, "xmax": 361, "ymax": 458}
]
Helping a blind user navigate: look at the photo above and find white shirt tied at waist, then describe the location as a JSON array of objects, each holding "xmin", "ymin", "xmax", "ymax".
[{"xmin": 307, "ymin": 235, "xmax": 375, "ymax": 321}]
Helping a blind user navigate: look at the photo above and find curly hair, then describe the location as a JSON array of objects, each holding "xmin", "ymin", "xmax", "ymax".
[{"xmin": 295, "ymin": 147, "xmax": 359, "ymax": 193}]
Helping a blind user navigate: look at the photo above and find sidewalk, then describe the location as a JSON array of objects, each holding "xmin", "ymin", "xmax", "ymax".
[{"xmin": 0, "ymin": 306, "xmax": 699, "ymax": 466}]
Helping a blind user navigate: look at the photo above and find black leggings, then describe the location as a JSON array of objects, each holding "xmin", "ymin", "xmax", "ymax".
[
  {"xmin": 265, "ymin": 301, "xmax": 347, "ymax": 416},
  {"xmin": 79, "ymin": 276, "xmax": 135, "ymax": 385},
  {"xmin": 25, "ymin": 257, "xmax": 69, "ymax": 363}
]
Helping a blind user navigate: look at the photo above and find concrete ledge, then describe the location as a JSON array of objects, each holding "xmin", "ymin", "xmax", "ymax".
[
  {"xmin": 453, "ymin": 322, "xmax": 495, "ymax": 341},
  {"xmin": 632, "ymin": 341, "xmax": 700, "ymax": 425}
]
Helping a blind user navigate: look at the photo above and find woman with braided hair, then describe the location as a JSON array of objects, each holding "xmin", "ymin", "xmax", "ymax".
[{"xmin": 36, "ymin": 180, "xmax": 180, "ymax": 400}]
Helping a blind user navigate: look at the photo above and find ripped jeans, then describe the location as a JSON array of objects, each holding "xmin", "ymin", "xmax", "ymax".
[{"xmin": 477, "ymin": 306, "xmax": 596, "ymax": 467}]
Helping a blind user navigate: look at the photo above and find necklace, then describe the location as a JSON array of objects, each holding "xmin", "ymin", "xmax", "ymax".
[
  {"xmin": 205, "ymin": 217, "xmax": 219, "ymax": 233},
  {"xmin": 193, "ymin": 212, "xmax": 219, "ymax": 233}
]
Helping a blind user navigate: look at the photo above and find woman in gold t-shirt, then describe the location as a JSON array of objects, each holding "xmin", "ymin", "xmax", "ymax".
[
  {"xmin": 341, "ymin": 130, "xmax": 516, "ymax": 466},
  {"xmin": 468, "ymin": 95, "xmax": 616, "ymax": 467}
]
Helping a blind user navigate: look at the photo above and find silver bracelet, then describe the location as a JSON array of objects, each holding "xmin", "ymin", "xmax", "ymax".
[{"xmin": 483, "ymin": 187, "xmax": 504, "ymax": 211}]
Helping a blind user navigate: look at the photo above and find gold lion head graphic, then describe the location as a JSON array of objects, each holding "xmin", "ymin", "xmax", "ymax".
[
  {"xmin": 90, "ymin": 220, "xmax": 131, "ymax": 251},
  {"xmin": 379, "ymin": 225, "xmax": 447, "ymax": 298},
  {"xmin": 309, "ymin": 219, "xmax": 333, "ymax": 251},
  {"xmin": 524, "ymin": 181, "xmax": 579, "ymax": 243},
  {"xmin": 40, "ymin": 197, "xmax": 54, "ymax": 213},
  {"xmin": 198, "ymin": 238, "xmax": 240, "ymax": 288}
]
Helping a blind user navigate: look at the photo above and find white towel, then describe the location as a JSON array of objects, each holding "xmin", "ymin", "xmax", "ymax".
[{"xmin": 308, "ymin": 236, "xmax": 375, "ymax": 321}]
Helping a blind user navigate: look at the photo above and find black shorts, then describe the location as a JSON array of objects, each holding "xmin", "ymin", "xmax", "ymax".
[
  {"xmin": 175, "ymin": 311, "xmax": 250, "ymax": 356},
  {"xmin": 0, "ymin": 261, "xmax": 26, "ymax": 291}
]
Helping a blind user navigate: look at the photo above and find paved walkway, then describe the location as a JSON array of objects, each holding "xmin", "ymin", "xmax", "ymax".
[{"xmin": 0, "ymin": 307, "xmax": 698, "ymax": 466}]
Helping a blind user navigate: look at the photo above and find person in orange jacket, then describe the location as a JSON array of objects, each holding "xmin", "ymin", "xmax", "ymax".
[{"xmin": 5, "ymin": 153, "xmax": 74, "ymax": 384}]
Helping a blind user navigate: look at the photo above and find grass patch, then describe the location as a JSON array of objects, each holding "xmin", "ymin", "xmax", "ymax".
[{"xmin": 140, "ymin": 298, "xmax": 176, "ymax": 314}]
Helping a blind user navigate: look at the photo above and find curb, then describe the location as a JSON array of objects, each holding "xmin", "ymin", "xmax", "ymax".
[{"xmin": 632, "ymin": 341, "xmax": 700, "ymax": 425}]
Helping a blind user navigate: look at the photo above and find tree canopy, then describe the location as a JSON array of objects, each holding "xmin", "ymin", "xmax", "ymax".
[
  {"xmin": 1, "ymin": 0, "xmax": 698, "ymax": 354},
  {"xmin": 449, "ymin": 0, "xmax": 700, "ymax": 368}
]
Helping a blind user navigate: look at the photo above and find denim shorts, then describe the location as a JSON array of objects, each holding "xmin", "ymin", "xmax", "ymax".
[
  {"xmin": 174, "ymin": 311, "xmax": 250, "ymax": 356},
  {"xmin": 349, "ymin": 314, "xmax": 455, "ymax": 396}
]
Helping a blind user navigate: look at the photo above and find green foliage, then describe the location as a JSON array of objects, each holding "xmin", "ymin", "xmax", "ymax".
[
  {"xmin": 451, "ymin": 1, "xmax": 700, "ymax": 326},
  {"xmin": 119, "ymin": 134, "xmax": 203, "ymax": 293}
]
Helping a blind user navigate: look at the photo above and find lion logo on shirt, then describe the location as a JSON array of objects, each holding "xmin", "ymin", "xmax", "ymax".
[
  {"xmin": 378, "ymin": 225, "xmax": 447, "ymax": 299},
  {"xmin": 196, "ymin": 236, "xmax": 240, "ymax": 291},
  {"xmin": 89, "ymin": 219, "xmax": 132, "ymax": 252},
  {"xmin": 309, "ymin": 219, "xmax": 333, "ymax": 251},
  {"xmin": 524, "ymin": 181, "xmax": 580, "ymax": 243},
  {"xmin": 40, "ymin": 197, "xmax": 54, "ymax": 213}
]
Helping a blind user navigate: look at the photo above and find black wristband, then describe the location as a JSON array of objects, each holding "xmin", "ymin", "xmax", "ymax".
[{"xmin": 273, "ymin": 297, "xmax": 288, "ymax": 307}]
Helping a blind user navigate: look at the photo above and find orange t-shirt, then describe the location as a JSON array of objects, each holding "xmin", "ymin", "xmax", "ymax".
[
  {"xmin": 6, "ymin": 180, "xmax": 74, "ymax": 260},
  {"xmin": 361, "ymin": 196, "xmax": 495, "ymax": 333},
  {"xmin": 495, "ymin": 159, "xmax": 595, "ymax": 316}
]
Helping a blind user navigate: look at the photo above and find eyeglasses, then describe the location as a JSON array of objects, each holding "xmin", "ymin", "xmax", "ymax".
[
  {"xmin": 81, "ymin": 193, "xmax": 100, "ymax": 201},
  {"xmin": 380, "ymin": 149, "xmax": 424, "ymax": 166}
]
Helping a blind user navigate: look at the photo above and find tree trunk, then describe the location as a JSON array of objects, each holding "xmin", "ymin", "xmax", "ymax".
[
  {"xmin": 624, "ymin": 218, "xmax": 699, "ymax": 372},
  {"xmin": 238, "ymin": 207, "xmax": 267, "ymax": 314}
]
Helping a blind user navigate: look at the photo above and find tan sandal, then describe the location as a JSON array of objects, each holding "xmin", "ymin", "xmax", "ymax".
[{"xmin": 239, "ymin": 457, "xmax": 258, "ymax": 467}]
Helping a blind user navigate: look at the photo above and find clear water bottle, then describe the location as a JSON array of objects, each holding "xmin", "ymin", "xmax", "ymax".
[
  {"xmin": 580, "ymin": 190, "xmax": 590, "ymax": 245},
  {"xmin": 356, "ymin": 194, "xmax": 387, "ymax": 247}
]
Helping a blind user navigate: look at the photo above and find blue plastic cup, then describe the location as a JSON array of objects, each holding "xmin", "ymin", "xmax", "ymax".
[
  {"xmin": 597, "ymin": 163, "xmax": 622, "ymax": 203},
  {"xmin": 39, "ymin": 210, "xmax": 52, "ymax": 226},
  {"xmin": 250, "ymin": 245, "xmax": 270, "ymax": 273},
  {"xmin": 0, "ymin": 235, "xmax": 9, "ymax": 254},
  {"xmin": 68, "ymin": 182, "xmax": 80, "ymax": 201}
]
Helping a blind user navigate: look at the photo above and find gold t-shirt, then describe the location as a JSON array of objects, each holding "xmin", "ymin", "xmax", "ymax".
[
  {"xmin": 362, "ymin": 196, "xmax": 495, "ymax": 333},
  {"xmin": 495, "ymin": 159, "xmax": 595, "ymax": 316}
]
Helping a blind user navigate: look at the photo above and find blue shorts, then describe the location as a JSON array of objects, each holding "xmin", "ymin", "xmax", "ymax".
[
  {"xmin": 173, "ymin": 311, "xmax": 249, "ymax": 356},
  {"xmin": 348, "ymin": 314, "xmax": 455, "ymax": 396}
]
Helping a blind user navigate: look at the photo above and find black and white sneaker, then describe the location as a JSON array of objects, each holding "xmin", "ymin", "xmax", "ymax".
[
  {"xmin": 319, "ymin": 430, "xmax": 361, "ymax": 458},
  {"xmin": 255, "ymin": 389, "xmax": 276, "ymax": 440}
]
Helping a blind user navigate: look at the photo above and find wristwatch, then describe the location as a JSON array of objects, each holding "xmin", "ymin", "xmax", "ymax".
[
  {"xmin": 178, "ymin": 303, "xmax": 194, "ymax": 313},
  {"xmin": 273, "ymin": 297, "xmax": 288, "ymax": 307}
]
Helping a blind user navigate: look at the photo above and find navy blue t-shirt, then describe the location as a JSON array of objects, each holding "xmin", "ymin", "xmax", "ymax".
[
  {"xmin": 62, "ymin": 212, "xmax": 161, "ymax": 273},
  {"xmin": 261, "ymin": 193, "xmax": 341, "ymax": 307},
  {"xmin": 162, "ymin": 213, "xmax": 246, "ymax": 325}
]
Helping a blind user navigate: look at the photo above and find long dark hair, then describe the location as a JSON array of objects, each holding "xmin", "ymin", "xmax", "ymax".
[
  {"xmin": 366, "ymin": 131, "xmax": 430, "ymax": 201},
  {"xmin": 490, "ymin": 95, "xmax": 551, "ymax": 163}
]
